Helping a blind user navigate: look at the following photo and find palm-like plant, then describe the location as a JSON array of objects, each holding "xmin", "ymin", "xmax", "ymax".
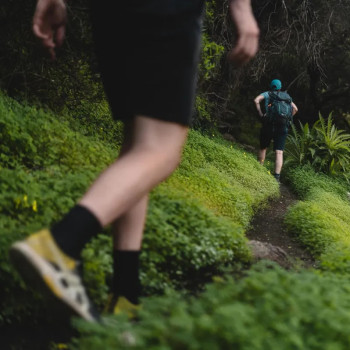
[
  {"xmin": 313, "ymin": 113, "xmax": 350, "ymax": 175},
  {"xmin": 285, "ymin": 113, "xmax": 350, "ymax": 178},
  {"xmin": 284, "ymin": 122, "xmax": 316, "ymax": 166}
]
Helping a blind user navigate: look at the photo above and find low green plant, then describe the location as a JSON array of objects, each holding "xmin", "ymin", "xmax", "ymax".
[
  {"xmin": 284, "ymin": 165, "xmax": 348, "ymax": 200},
  {"xmin": 0, "ymin": 93, "xmax": 278, "ymax": 325},
  {"xmin": 285, "ymin": 164, "xmax": 350, "ymax": 275},
  {"xmin": 199, "ymin": 33, "xmax": 225, "ymax": 81},
  {"xmin": 141, "ymin": 190, "xmax": 251, "ymax": 293},
  {"xmin": 0, "ymin": 92, "xmax": 117, "ymax": 170},
  {"xmin": 71, "ymin": 262, "xmax": 350, "ymax": 350},
  {"xmin": 174, "ymin": 130, "xmax": 279, "ymax": 225}
]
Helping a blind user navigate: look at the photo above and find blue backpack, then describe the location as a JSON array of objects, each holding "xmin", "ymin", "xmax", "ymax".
[{"xmin": 267, "ymin": 91, "xmax": 293, "ymax": 127}]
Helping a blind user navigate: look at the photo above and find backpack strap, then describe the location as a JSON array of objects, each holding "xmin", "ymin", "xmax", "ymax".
[{"xmin": 269, "ymin": 91, "xmax": 292, "ymax": 103}]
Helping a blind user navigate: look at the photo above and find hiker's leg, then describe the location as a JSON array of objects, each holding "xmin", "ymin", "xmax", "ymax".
[
  {"xmin": 93, "ymin": 116, "xmax": 186, "ymax": 304},
  {"xmin": 273, "ymin": 125, "xmax": 287, "ymax": 176},
  {"xmin": 258, "ymin": 148, "xmax": 267, "ymax": 164},
  {"xmin": 274, "ymin": 150, "xmax": 283, "ymax": 174},
  {"xmin": 108, "ymin": 121, "xmax": 149, "ymax": 251},
  {"xmin": 110, "ymin": 194, "xmax": 148, "ymax": 304},
  {"xmin": 79, "ymin": 115, "xmax": 188, "ymax": 227},
  {"xmin": 259, "ymin": 124, "xmax": 272, "ymax": 164},
  {"xmin": 112, "ymin": 195, "xmax": 148, "ymax": 251}
]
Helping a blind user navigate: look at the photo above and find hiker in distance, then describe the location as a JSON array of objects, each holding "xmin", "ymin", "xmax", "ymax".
[
  {"xmin": 254, "ymin": 79, "xmax": 298, "ymax": 182},
  {"xmin": 10, "ymin": 0, "xmax": 259, "ymax": 322}
]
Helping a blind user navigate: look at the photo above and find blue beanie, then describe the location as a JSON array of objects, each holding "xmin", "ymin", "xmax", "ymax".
[{"xmin": 270, "ymin": 79, "xmax": 282, "ymax": 91}]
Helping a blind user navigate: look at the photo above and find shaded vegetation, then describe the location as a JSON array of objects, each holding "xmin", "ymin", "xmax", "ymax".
[
  {"xmin": 285, "ymin": 114, "xmax": 350, "ymax": 180},
  {"xmin": 2, "ymin": 1, "xmax": 350, "ymax": 143},
  {"xmin": 0, "ymin": 93, "xmax": 277, "ymax": 324},
  {"xmin": 2, "ymin": 1, "xmax": 350, "ymax": 348},
  {"xmin": 72, "ymin": 262, "xmax": 350, "ymax": 350},
  {"xmin": 284, "ymin": 165, "xmax": 350, "ymax": 275}
]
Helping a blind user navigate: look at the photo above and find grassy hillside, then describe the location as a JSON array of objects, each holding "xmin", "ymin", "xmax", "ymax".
[
  {"xmin": 285, "ymin": 165, "xmax": 350, "ymax": 275},
  {"xmin": 0, "ymin": 92, "xmax": 278, "ymax": 324},
  {"xmin": 3, "ymin": 92, "xmax": 350, "ymax": 349}
]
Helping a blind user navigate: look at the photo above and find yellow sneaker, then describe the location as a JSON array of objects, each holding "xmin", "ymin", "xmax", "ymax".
[
  {"xmin": 10, "ymin": 229, "xmax": 99, "ymax": 322},
  {"xmin": 104, "ymin": 294, "xmax": 141, "ymax": 318}
]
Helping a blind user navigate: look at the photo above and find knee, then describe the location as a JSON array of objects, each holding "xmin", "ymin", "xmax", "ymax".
[
  {"xmin": 136, "ymin": 142, "xmax": 183, "ymax": 177},
  {"xmin": 157, "ymin": 146, "xmax": 183, "ymax": 175}
]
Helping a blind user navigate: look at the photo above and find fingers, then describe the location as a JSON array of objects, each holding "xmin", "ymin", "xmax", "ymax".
[
  {"xmin": 33, "ymin": 18, "xmax": 56, "ymax": 60},
  {"xmin": 228, "ymin": 32, "xmax": 259, "ymax": 67},
  {"xmin": 33, "ymin": 22, "xmax": 49, "ymax": 40},
  {"xmin": 228, "ymin": 0, "xmax": 260, "ymax": 67},
  {"xmin": 33, "ymin": 22, "xmax": 56, "ymax": 60},
  {"xmin": 32, "ymin": 0, "xmax": 67, "ymax": 59}
]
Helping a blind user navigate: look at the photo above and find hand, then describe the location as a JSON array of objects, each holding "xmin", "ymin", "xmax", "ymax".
[
  {"xmin": 33, "ymin": 0, "xmax": 67, "ymax": 60},
  {"xmin": 227, "ymin": 0, "xmax": 260, "ymax": 67}
]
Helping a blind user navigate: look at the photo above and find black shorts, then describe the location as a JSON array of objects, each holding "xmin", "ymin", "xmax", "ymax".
[
  {"xmin": 90, "ymin": 2, "xmax": 204, "ymax": 126},
  {"xmin": 259, "ymin": 123, "xmax": 288, "ymax": 151}
]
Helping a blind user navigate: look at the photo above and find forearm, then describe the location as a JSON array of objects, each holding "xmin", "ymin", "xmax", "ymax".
[
  {"xmin": 228, "ymin": 0, "xmax": 259, "ymax": 66},
  {"xmin": 230, "ymin": 0, "xmax": 253, "ymax": 10},
  {"xmin": 255, "ymin": 102, "xmax": 263, "ymax": 116},
  {"xmin": 230, "ymin": 0, "xmax": 254, "ymax": 25},
  {"xmin": 33, "ymin": 0, "xmax": 67, "ymax": 59},
  {"xmin": 292, "ymin": 103, "xmax": 298, "ymax": 116},
  {"xmin": 254, "ymin": 96, "xmax": 264, "ymax": 117}
]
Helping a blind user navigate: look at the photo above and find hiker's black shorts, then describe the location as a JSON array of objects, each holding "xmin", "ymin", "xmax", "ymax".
[
  {"xmin": 90, "ymin": 2, "xmax": 204, "ymax": 126},
  {"xmin": 259, "ymin": 123, "xmax": 288, "ymax": 151}
]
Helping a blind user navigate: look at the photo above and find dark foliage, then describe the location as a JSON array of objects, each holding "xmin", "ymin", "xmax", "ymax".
[{"xmin": 1, "ymin": 0, "xmax": 350, "ymax": 145}]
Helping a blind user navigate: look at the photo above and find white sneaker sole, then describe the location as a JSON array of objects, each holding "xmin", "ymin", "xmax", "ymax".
[{"xmin": 10, "ymin": 241, "xmax": 97, "ymax": 322}]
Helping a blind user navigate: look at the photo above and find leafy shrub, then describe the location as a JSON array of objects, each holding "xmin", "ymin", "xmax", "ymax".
[
  {"xmin": 285, "ymin": 114, "xmax": 350, "ymax": 179},
  {"xmin": 285, "ymin": 200, "xmax": 350, "ymax": 256},
  {"xmin": 285, "ymin": 165, "xmax": 349, "ymax": 201},
  {"xmin": 0, "ymin": 93, "xmax": 279, "ymax": 325},
  {"xmin": 0, "ymin": 94, "xmax": 118, "ymax": 323},
  {"xmin": 72, "ymin": 262, "xmax": 350, "ymax": 350},
  {"xmin": 0, "ymin": 92, "xmax": 117, "ymax": 170},
  {"xmin": 199, "ymin": 33, "xmax": 225, "ymax": 81},
  {"xmin": 313, "ymin": 114, "xmax": 350, "ymax": 175},
  {"xmin": 285, "ymin": 122, "xmax": 316, "ymax": 167},
  {"xmin": 194, "ymin": 94, "xmax": 214, "ymax": 127},
  {"xmin": 141, "ymin": 190, "xmax": 251, "ymax": 293},
  {"xmin": 285, "ymin": 165, "xmax": 350, "ymax": 274},
  {"xmin": 172, "ymin": 130, "xmax": 279, "ymax": 226},
  {"xmin": 0, "ymin": 167, "xmax": 100, "ymax": 323},
  {"xmin": 62, "ymin": 98, "xmax": 124, "ymax": 145}
]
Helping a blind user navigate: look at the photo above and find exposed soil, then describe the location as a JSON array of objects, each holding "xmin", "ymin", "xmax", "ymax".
[{"xmin": 246, "ymin": 182, "xmax": 316, "ymax": 269}]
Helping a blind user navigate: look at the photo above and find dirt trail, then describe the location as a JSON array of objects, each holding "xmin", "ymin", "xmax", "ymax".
[{"xmin": 246, "ymin": 183, "xmax": 315, "ymax": 268}]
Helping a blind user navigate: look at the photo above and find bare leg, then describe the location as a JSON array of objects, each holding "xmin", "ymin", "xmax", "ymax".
[
  {"xmin": 79, "ymin": 115, "xmax": 188, "ymax": 228},
  {"xmin": 275, "ymin": 150, "xmax": 283, "ymax": 174},
  {"xmin": 111, "ymin": 195, "xmax": 148, "ymax": 250},
  {"xmin": 258, "ymin": 148, "xmax": 267, "ymax": 164}
]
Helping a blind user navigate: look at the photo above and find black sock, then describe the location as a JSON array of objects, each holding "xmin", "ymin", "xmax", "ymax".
[
  {"xmin": 112, "ymin": 250, "xmax": 141, "ymax": 304},
  {"xmin": 51, "ymin": 205, "xmax": 102, "ymax": 260}
]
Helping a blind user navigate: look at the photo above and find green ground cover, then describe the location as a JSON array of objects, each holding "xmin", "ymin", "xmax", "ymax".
[
  {"xmin": 284, "ymin": 165, "xmax": 350, "ymax": 274},
  {"xmin": 4, "ymin": 92, "xmax": 350, "ymax": 349},
  {"xmin": 72, "ymin": 262, "xmax": 350, "ymax": 350},
  {"xmin": 0, "ymin": 92, "xmax": 278, "ymax": 324}
]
